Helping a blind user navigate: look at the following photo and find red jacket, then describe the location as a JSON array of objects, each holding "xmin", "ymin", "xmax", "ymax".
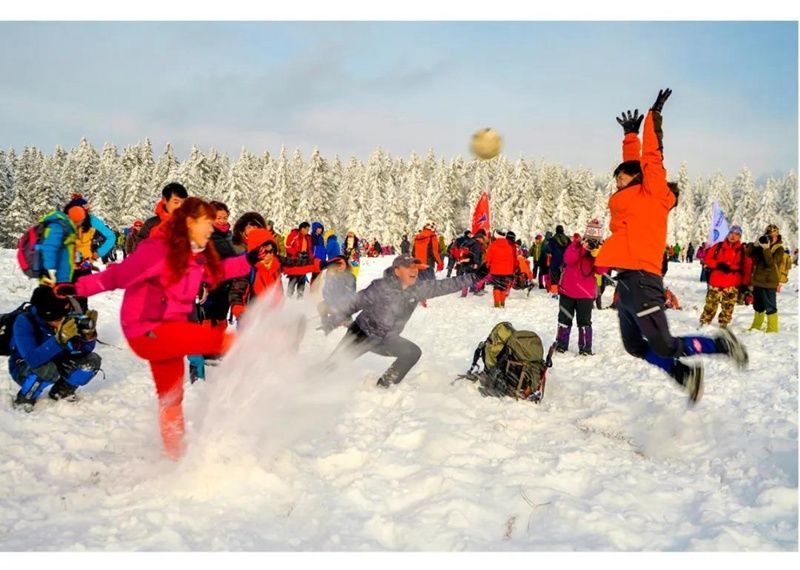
[
  {"xmin": 595, "ymin": 110, "xmax": 675, "ymax": 275},
  {"xmin": 286, "ymin": 229, "xmax": 312, "ymax": 259},
  {"xmin": 705, "ymin": 240, "xmax": 746, "ymax": 289},
  {"xmin": 485, "ymin": 238, "xmax": 517, "ymax": 276}
]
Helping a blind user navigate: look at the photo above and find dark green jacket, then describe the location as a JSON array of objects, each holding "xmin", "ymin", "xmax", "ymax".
[{"xmin": 747, "ymin": 240, "xmax": 785, "ymax": 289}]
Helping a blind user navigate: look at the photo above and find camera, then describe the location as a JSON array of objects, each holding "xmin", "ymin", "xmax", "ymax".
[
  {"xmin": 586, "ymin": 238, "xmax": 602, "ymax": 250},
  {"xmin": 69, "ymin": 310, "xmax": 98, "ymax": 341},
  {"xmin": 758, "ymin": 235, "xmax": 770, "ymax": 245}
]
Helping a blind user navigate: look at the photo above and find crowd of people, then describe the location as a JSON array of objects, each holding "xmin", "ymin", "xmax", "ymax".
[{"xmin": 3, "ymin": 88, "xmax": 793, "ymax": 461}]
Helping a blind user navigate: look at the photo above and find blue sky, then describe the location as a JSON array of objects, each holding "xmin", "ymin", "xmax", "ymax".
[{"xmin": 0, "ymin": 21, "xmax": 796, "ymax": 180}]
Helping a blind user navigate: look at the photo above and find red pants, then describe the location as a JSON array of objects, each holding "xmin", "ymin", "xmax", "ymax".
[{"xmin": 128, "ymin": 321, "xmax": 231, "ymax": 460}]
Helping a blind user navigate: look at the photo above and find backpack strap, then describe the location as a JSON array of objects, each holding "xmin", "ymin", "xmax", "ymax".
[{"xmin": 468, "ymin": 341, "xmax": 485, "ymax": 373}]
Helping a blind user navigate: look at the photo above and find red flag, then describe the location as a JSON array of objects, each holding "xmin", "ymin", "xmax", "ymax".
[{"xmin": 471, "ymin": 192, "xmax": 491, "ymax": 235}]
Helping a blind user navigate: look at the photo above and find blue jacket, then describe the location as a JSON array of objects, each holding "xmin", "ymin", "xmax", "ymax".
[
  {"xmin": 311, "ymin": 222, "xmax": 327, "ymax": 262},
  {"xmin": 326, "ymin": 235, "xmax": 342, "ymax": 259},
  {"xmin": 338, "ymin": 268, "xmax": 473, "ymax": 339},
  {"xmin": 38, "ymin": 211, "xmax": 78, "ymax": 283},
  {"xmin": 9, "ymin": 307, "xmax": 96, "ymax": 380},
  {"xmin": 90, "ymin": 214, "xmax": 116, "ymax": 259}
]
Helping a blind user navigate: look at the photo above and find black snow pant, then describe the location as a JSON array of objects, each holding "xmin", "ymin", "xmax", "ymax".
[
  {"xmin": 558, "ymin": 295, "xmax": 593, "ymax": 328},
  {"xmin": 287, "ymin": 275, "xmax": 307, "ymax": 298},
  {"xmin": 615, "ymin": 270, "xmax": 681, "ymax": 359},
  {"xmin": 333, "ymin": 322, "xmax": 422, "ymax": 385}
]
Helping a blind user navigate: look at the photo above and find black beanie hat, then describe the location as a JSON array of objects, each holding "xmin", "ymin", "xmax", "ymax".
[
  {"xmin": 506, "ymin": 230, "xmax": 516, "ymax": 242},
  {"xmin": 555, "ymin": 225, "xmax": 565, "ymax": 234},
  {"xmin": 30, "ymin": 286, "xmax": 70, "ymax": 321},
  {"xmin": 613, "ymin": 160, "xmax": 642, "ymax": 178}
]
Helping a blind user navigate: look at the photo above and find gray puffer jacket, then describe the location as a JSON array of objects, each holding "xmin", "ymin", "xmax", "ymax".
[{"xmin": 338, "ymin": 267, "xmax": 474, "ymax": 339}]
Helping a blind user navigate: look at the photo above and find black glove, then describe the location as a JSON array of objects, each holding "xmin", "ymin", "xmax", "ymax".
[
  {"xmin": 246, "ymin": 244, "xmax": 270, "ymax": 266},
  {"xmin": 56, "ymin": 317, "xmax": 80, "ymax": 345},
  {"xmin": 716, "ymin": 262, "xmax": 731, "ymax": 272},
  {"xmin": 616, "ymin": 109, "xmax": 643, "ymax": 134},
  {"xmin": 651, "ymin": 88, "xmax": 672, "ymax": 113},
  {"xmin": 474, "ymin": 263, "xmax": 489, "ymax": 281},
  {"xmin": 53, "ymin": 283, "xmax": 77, "ymax": 298}
]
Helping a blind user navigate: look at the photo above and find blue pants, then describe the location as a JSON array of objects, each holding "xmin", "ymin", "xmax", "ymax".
[
  {"xmin": 615, "ymin": 270, "xmax": 720, "ymax": 378},
  {"xmin": 14, "ymin": 352, "xmax": 102, "ymax": 401}
]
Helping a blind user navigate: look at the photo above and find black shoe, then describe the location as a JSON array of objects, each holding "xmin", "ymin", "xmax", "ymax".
[
  {"xmin": 13, "ymin": 391, "xmax": 36, "ymax": 412},
  {"xmin": 715, "ymin": 328, "xmax": 749, "ymax": 371},
  {"xmin": 578, "ymin": 347, "xmax": 594, "ymax": 356},
  {"xmin": 376, "ymin": 377, "xmax": 391, "ymax": 388},
  {"xmin": 49, "ymin": 379, "xmax": 78, "ymax": 402},
  {"xmin": 675, "ymin": 362, "xmax": 704, "ymax": 405},
  {"xmin": 555, "ymin": 344, "xmax": 567, "ymax": 354}
]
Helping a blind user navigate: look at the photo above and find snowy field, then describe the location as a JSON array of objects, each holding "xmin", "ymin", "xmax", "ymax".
[{"xmin": 0, "ymin": 250, "xmax": 797, "ymax": 552}]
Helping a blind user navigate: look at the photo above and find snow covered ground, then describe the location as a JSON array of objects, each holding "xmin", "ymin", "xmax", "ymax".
[{"xmin": 0, "ymin": 250, "xmax": 797, "ymax": 552}]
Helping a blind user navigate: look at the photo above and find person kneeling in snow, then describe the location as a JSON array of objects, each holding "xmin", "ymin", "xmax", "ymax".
[
  {"xmin": 9, "ymin": 285, "xmax": 101, "ymax": 411},
  {"xmin": 324, "ymin": 254, "xmax": 478, "ymax": 388}
]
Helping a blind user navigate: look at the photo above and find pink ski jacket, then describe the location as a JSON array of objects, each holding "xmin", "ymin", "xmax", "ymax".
[
  {"xmin": 75, "ymin": 237, "xmax": 250, "ymax": 339},
  {"xmin": 558, "ymin": 241, "xmax": 608, "ymax": 300}
]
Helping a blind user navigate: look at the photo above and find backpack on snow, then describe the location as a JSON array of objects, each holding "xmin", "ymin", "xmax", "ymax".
[
  {"xmin": 465, "ymin": 322, "xmax": 555, "ymax": 403},
  {"xmin": 17, "ymin": 216, "xmax": 71, "ymax": 278},
  {"xmin": 0, "ymin": 303, "xmax": 31, "ymax": 356}
]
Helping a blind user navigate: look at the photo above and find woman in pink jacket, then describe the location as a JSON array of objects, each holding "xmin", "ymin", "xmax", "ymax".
[
  {"xmin": 56, "ymin": 198, "xmax": 269, "ymax": 460},
  {"xmin": 555, "ymin": 219, "xmax": 609, "ymax": 356}
]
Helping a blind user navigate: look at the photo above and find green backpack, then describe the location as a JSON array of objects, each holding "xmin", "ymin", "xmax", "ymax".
[{"xmin": 467, "ymin": 322, "xmax": 555, "ymax": 402}]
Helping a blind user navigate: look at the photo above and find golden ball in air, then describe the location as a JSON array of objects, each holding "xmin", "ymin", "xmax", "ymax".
[{"xmin": 470, "ymin": 128, "xmax": 502, "ymax": 160}]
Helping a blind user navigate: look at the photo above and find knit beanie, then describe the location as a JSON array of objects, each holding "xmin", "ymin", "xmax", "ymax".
[
  {"xmin": 30, "ymin": 286, "xmax": 70, "ymax": 321},
  {"xmin": 584, "ymin": 218, "xmax": 604, "ymax": 240}
]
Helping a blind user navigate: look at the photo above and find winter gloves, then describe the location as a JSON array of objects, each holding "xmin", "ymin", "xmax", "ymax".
[
  {"xmin": 616, "ymin": 109, "xmax": 644, "ymax": 134},
  {"xmin": 715, "ymin": 262, "xmax": 731, "ymax": 273},
  {"xmin": 56, "ymin": 317, "xmax": 80, "ymax": 345},
  {"xmin": 246, "ymin": 242, "xmax": 275, "ymax": 266},
  {"xmin": 651, "ymin": 88, "xmax": 672, "ymax": 113}
]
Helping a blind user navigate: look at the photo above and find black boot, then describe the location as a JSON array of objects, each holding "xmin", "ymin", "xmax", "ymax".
[
  {"xmin": 13, "ymin": 391, "xmax": 36, "ymax": 412},
  {"xmin": 49, "ymin": 379, "xmax": 78, "ymax": 402},
  {"xmin": 673, "ymin": 361, "xmax": 704, "ymax": 405}
]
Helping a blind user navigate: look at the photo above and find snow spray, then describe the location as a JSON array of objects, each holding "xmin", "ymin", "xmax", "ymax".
[{"xmin": 184, "ymin": 290, "xmax": 364, "ymax": 469}]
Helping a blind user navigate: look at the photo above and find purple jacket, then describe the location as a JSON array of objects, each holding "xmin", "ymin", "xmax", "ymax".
[
  {"xmin": 75, "ymin": 237, "xmax": 250, "ymax": 340},
  {"xmin": 558, "ymin": 241, "xmax": 608, "ymax": 300}
]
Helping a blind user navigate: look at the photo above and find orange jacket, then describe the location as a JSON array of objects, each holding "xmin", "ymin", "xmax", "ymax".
[
  {"xmin": 413, "ymin": 228, "xmax": 443, "ymax": 268},
  {"xmin": 518, "ymin": 255, "xmax": 533, "ymax": 280},
  {"xmin": 595, "ymin": 110, "xmax": 675, "ymax": 275},
  {"xmin": 485, "ymin": 238, "xmax": 517, "ymax": 276}
]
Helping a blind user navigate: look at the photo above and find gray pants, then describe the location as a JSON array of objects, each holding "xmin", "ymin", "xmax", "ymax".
[{"xmin": 333, "ymin": 323, "xmax": 422, "ymax": 384}]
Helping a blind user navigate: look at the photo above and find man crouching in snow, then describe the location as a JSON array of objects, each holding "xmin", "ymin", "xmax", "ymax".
[
  {"xmin": 322, "ymin": 254, "xmax": 479, "ymax": 388},
  {"xmin": 9, "ymin": 286, "xmax": 102, "ymax": 411}
]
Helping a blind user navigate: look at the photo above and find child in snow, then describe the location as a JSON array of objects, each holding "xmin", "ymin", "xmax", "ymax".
[
  {"xmin": 9, "ymin": 285, "xmax": 101, "ymax": 411},
  {"xmin": 55, "ymin": 198, "xmax": 273, "ymax": 460},
  {"xmin": 594, "ymin": 88, "xmax": 748, "ymax": 404}
]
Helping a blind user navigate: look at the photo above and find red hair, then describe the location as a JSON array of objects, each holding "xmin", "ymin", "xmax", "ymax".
[{"xmin": 162, "ymin": 197, "xmax": 225, "ymax": 287}]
